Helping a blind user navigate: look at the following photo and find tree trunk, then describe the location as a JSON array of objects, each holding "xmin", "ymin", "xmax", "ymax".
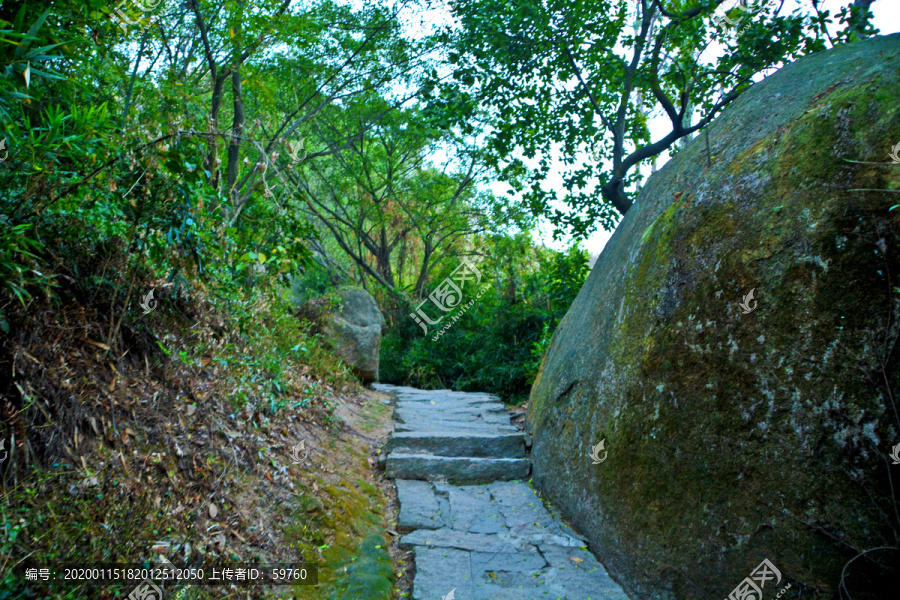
[
  {"xmin": 227, "ymin": 68, "xmax": 244, "ymax": 213},
  {"xmin": 205, "ymin": 72, "xmax": 227, "ymax": 191},
  {"xmin": 601, "ymin": 179, "xmax": 633, "ymax": 215}
]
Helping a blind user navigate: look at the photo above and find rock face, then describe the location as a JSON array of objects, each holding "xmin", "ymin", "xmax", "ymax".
[
  {"xmin": 322, "ymin": 287, "xmax": 386, "ymax": 383},
  {"xmin": 527, "ymin": 34, "xmax": 900, "ymax": 600}
]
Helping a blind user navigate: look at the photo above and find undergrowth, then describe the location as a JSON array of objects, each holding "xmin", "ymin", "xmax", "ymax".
[
  {"xmin": 0, "ymin": 230, "xmax": 364, "ymax": 598},
  {"xmin": 286, "ymin": 444, "xmax": 394, "ymax": 600}
]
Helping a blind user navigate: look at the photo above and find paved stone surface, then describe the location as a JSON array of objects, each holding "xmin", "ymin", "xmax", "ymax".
[
  {"xmin": 376, "ymin": 384, "xmax": 630, "ymax": 599},
  {"xmin": 396, "ymin": 479, "xmax": 444, "ymax": 532},
  {"xmin": 377, "ymin": 384, "xmax": 530, "ymax": 482}
]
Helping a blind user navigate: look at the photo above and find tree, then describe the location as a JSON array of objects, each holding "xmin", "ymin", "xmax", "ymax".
[
  {"xmin": 179, "ymin": 0, "xmax": 435, "ymax": 226},
  {"xmin": 438, "ymin": 0, "xmax": 874, "ymax": 238},
  {"xmin": 293, "ymin": 98, "xmax": 514, "ymax": 300},
  {"xmin": 847, "ymin": 0, "xmax": 877, "ymax": 39}
]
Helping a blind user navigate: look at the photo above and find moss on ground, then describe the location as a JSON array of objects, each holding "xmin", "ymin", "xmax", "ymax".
[{"xmin": 287, "ymin": 438, "xmax": 394, "ymax": 600}]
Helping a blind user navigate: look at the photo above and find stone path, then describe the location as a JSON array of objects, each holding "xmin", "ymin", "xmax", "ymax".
[{"xmin": 375, "ymin": 384, "xmax": 630, "ymax": 600}]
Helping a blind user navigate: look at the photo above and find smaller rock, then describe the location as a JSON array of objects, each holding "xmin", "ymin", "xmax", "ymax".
[{"xmin": 302, "ymin": 287, "xmax": 386, "ymax": 383}]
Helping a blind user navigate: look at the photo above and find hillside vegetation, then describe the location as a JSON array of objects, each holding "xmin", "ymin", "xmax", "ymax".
[{"xmin": 0, "ymin": 0, "xmax": 881, "ymax": 597}]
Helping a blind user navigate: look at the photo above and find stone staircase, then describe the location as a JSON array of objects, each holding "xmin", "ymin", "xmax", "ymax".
[
  {"xmin": 378, "ymin": 385, "xmax": 531, "ymax": 483},
  {"xmin": 375, "ymin": 384, "xmax": 631, "ymax": 600}
]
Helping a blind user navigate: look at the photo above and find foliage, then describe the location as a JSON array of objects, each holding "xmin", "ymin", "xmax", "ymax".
[
  {"xmin": 381, "ymin": 240, "xmax": 591, "ymax": 403},
  {"xmin": 0, "ymin": 0, "xmax": 401, "ymax": 591},
  {"xmin": 202, "ymin": 283, "xmax": 357, "ymax": 415},
  {"xmin": 296, "ymin": 100, "xmax": 522, "ymax": 300},
  {"xmin": 435, "ymin": 0, "xmax": 877, "ymax": 238},
  {"xmin": 0, "ymin": 254, "xmax": 358, "ymax": 598},
  {"xmin": 0, "ymin": 0, "xmax": 434, "ymax": 349},
  {"xmin": 0, "ymin": 223, "xmax": 49, "ymax": 321},
  {"xmin": 0, "ymin": 0, "xmax": 886, "ymax": 595},
  {"xmin": 527, "ymin": 244, "xmax": 592, "ymax": 376}
]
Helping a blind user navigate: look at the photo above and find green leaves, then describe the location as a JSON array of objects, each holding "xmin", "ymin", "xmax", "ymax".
[
  {"xmin": 382, "ymin": 237, "xmax": 591, "ymax": 403},
  {"xmin": 440, "ymin": 0, "xmax": 850, "ymax": 238},
  {"xmin": 0, "ymin": 223, "xmax": 52, "ymax": 307}
]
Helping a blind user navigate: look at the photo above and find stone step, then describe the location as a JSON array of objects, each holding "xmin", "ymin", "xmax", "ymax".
[
  {"xmin": 394, "ymin": 402, "xmax": 509, "ymax": 415},
  {"xmin": 387, "ymin": 431, "xmax": 525, "ymax": 459},
  {"xmin": 378, "ymin": 384, "xmax": 631, "ymax": 600},
  {"xmin": 373, "ymin": 384, "xmax": 501, "ymax": 404},
  {"xmin": 394, "ymin": 421, "xmax": 519, "ymax": 434},
  {"xmin": 395, "ymin": 408, "xmax": 510, "ymax": 422},
  {"xmin": 385, "ymin": 453, "xmax": 531, "ymax": 484},
  {"xmin": 395, "ymin": 413, "xmax": 513, "ymax": 430}
]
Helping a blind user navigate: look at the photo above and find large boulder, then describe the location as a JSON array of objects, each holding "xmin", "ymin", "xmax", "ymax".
[
  {"xmin": 320, "ymin": 287, "xmax": 387, "ymax": 383},
  {"xmin": 527, "ymin": 34, "xmax": 900, "ymax": 600}
]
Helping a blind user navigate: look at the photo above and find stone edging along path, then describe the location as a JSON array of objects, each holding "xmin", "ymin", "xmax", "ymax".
[{"xmin": 375, "ymin": 384, "xmax": 630, "ymax": 600}]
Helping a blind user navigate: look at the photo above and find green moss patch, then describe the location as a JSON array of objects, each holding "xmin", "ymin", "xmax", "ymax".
[{"xmin": 287, "ymin": 442, "xmax": 394, "ymax": 600}]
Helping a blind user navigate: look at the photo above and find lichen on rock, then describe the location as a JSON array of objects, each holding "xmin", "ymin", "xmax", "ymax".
[{"xmin": 527, "ymin": 33, "xmax": 900, "ymax": 600}]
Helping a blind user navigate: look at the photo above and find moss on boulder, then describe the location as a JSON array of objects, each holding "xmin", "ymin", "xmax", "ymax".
[{"xmin": 527, "ymin": 34, "xmax": 900, "ymax": 599}]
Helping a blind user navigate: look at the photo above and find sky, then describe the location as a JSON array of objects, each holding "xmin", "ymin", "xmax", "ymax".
[{"xmin": 460, "ymin": 0, "xmax": 900, "ymax": 257}]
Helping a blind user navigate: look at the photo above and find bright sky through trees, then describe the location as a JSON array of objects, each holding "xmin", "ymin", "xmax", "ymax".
[{"xmin": 403, "ymin": 0, "xmax": 899, "ymax": 257}]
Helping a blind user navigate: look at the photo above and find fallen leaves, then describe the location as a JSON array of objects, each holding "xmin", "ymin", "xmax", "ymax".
[{"xmin": 2, "ymin": 283, "xmax": 377, "ymax": 589}]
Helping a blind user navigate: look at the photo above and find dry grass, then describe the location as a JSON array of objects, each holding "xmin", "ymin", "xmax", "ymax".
[{"xmin": 0, "ymin": 264, "xmax": 402, "ymax": 599}]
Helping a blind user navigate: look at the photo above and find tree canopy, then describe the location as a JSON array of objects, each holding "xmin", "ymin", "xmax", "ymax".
[{"xmin": 435, "ymin": 0, "xmax": 878, "ymax": 237}]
